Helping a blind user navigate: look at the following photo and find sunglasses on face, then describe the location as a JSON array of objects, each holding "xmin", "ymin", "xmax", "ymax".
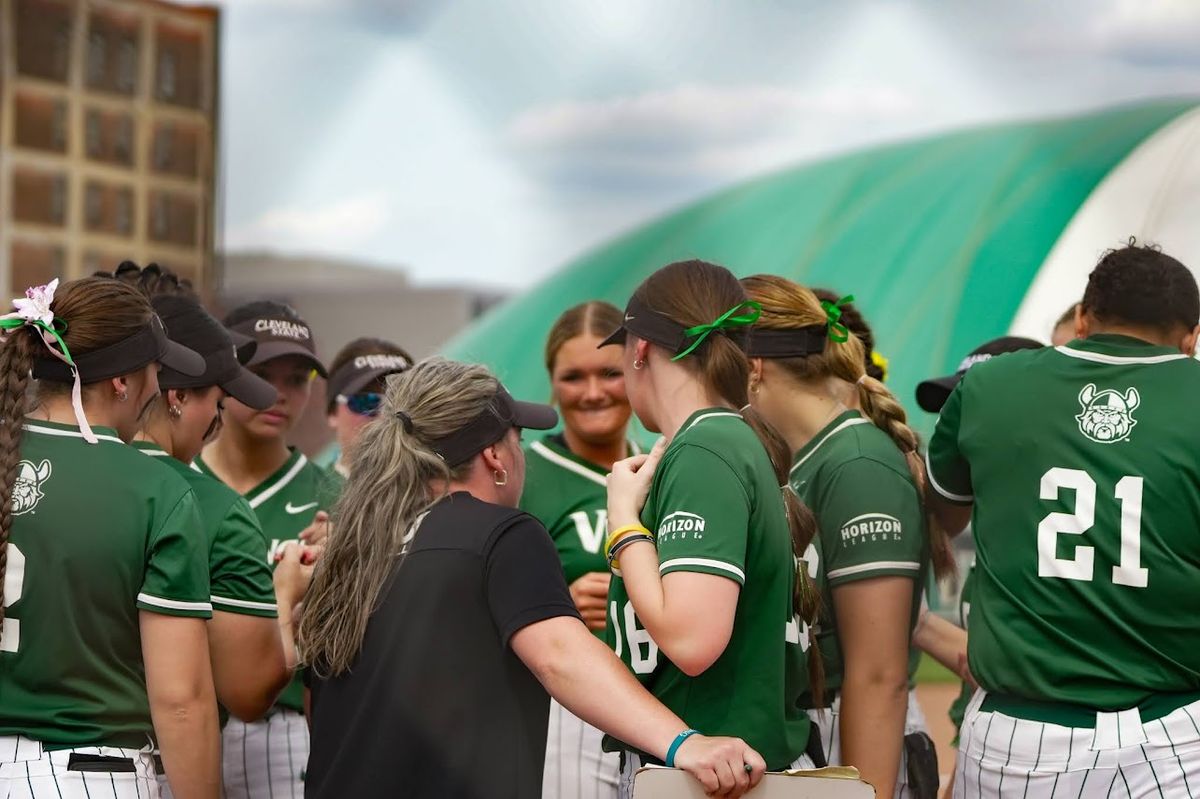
[{"xmin": 338, "ymin": 392, "xmax": 384, "ymax": 417}]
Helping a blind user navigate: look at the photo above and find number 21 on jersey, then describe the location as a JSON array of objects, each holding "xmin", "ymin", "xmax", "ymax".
[{"xmin": 1037, "ymin": 467, "xmax": 1148, "ymax": 588}]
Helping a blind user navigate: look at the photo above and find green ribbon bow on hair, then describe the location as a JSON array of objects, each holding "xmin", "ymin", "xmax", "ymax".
[
  {"xmin": 0, "ymin": 316, "xmax": 73, "ymax": 364},
  {"xmin": 672, "ymin": 301, "xmax": 763, "ymax": 361},
  {"xmin": 820, "ymin": 294, "xmax": 856, "ymax": 343}
]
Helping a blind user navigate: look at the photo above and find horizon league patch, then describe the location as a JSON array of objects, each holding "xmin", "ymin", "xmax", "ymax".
[
  {"xmin": 656, "ymin": 510, "xmax": 706, "ymax": 541},
  {"xmin": 839, "ymin": 512, "xmax": 902, "ymax": 545}
]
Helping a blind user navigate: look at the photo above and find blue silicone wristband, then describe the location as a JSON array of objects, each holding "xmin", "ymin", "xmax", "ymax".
[{"xmin": 665, "ymin": 729, "xmax": 699, "ymax": 768}]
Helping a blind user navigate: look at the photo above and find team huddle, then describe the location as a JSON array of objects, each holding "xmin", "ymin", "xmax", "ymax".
[{"xmin": 0, "ymin": 242, "xmax": 1196, "ymax": 799}]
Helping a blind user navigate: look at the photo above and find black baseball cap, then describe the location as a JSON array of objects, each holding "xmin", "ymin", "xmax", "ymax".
[
  {"xmin": 229, "ymin": 315, "xmax": 327, "ymax": 378},
  {"xmin": 327, "ymin": 352, "xmax": 412, "ymax": 402},
  {"xmin": 154, "ymin": 295, "xmax": 278, "ymax": 411},
  {"xmin": 33, "ymin": 313, "xmax": 205, "ymax": 383},
  {"xmin": 916, "ymin": 336, "xmax": 1044, "ymax": 413},
  {"xmin": 428, "ymin": 385, "xmax": 557, "ymax": 467}
]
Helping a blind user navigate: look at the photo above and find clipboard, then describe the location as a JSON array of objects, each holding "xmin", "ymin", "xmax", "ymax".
[{"xmin": 633, "ymin": 765, "xmax": 876, "ymax": 798}]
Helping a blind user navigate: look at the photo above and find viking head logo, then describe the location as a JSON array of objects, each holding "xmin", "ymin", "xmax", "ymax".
[
  {"xmin": 1075, "ymin": 384, "xmax": 1139, "ymax": 444},
  {"xmin": 12, "ymin": 459, "xmax": 51, "ymax": 515}
]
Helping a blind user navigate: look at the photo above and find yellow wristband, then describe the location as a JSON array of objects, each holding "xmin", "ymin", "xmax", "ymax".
[{"xmin": 605, "ymin": 524, "xmax": 651, "ymax": 559}]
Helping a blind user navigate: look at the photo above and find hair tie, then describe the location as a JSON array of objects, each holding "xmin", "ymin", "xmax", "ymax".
[
  {"xmin": 856, "ymin": 374, "xmax": 868, "ymax": 386},
  {"xmin": 672, "ymin": 301, "xmax": 762, "ymax": 361},
  {"xmin": 820, "ymin": 294, "xmax": 855, "ymax": 343},
  {"xmin": 870, "ymin": 350, "xmax": 889, "ymax": 382},
  {"xmin": 395, "ymin": 410, "xmax": 415, "ymax": 434},
  {"xmin": 0, "ymin": 280, "xmax": 96, "ymax": 443}
]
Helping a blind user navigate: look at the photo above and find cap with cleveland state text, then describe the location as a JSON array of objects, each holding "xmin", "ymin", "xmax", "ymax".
[
  {"xmin": 327, "ymin": 352, "xmax": 413, "ymax": 403},
  {"xmin": 230, "ymin": 316, "xmax": 327, "ymax": 378}
]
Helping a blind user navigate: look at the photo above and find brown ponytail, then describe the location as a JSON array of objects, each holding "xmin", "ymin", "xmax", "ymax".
[
  {"xmin": 743, "ymin": 274, "xmax": 955, "ymax": 580},
  {"xmin": 631, "ymin": 261, "xmax": 824, "ymax": 699},
  {"xmin": 0, "ymin": 277, "xmax": 156, "ymax": 646}
]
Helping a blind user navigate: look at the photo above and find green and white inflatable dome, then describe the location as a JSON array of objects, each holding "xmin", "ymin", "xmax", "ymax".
[{"xmin": 444, "ymin": 99, "xmax": 1200, "ymax": 432}]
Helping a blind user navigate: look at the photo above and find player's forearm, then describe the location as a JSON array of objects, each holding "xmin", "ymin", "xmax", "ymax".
[
  {"xmin": 838, "ymin": 674, "xmax": 907, "ymax": 797},
  {"xmin": 153, "ymin": 695, "xmax": 221, "ymax": 799},
  {"xmin": 518, "ymin": 616, "xmax": 685, "ymax": 761},
  {"xmin": 912, "ymin": 610, "xmax": 967, "ymax": 674}
]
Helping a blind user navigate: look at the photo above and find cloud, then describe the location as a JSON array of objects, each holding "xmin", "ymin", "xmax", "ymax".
[
  {"xmin": 505, "ymin": 82, "xmax": 925, "ymax": 192},
  {"xmin": 1091, "ymin": 0, "xmax": 1200, "ymax": 64},
  {"xmin": 225, "ymin": 192, "xmax": 390, "ymax": 252}
]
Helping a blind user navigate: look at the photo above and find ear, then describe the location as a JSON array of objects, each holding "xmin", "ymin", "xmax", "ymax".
[
  {"xmin": 110, "ymin": 375, "xmax": 129, "ymax": 396},
  {"xmin": 171, "ymin": 388, "xmax": 189, "ymax": 407},
  {"xmin": 1074, "ymin": 304, "xmax": 1090, "ymax": 340},
  {"xmin": 480, "ymin": 442, "xmax": 506, "ymax": 475},
  {"xmin": 1079, "ymin": 383, "xmax": 1096, "ymax": 406},
  {"xmin": 1125, "ymin": 387, "xmax": 1140, "ymax": 412},
  {"xmin": 1181, "ymin": 324, "xmax": 1200, "ymax": 358},
  {"xmin": 633, "ymin": 338, "xmax": 651, "ymax": 366}
]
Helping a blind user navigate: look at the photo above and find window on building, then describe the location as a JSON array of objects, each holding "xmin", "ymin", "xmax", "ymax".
[
  {"xmin": 115, "ymin": 117, "xmax": 134, "ymax": 164},
  {"xmin": 53, "ymin": 22, "xmax": 71, "ymax": 78},
  {"xmin": 117, "ymin": 37, "xmax": 138, "ymax": 93},
  {"xmin": 87, "ymin": 31, "xmax": 107, "ymax": 86},
  {"xmin": 152, "ymin": 195, "xmax": 169, "ymax": 239},
  {"xmin": 50, "ymin": 102, "xmax": 68, "ymax": 152},
  {"xmin": 116, "ymin": 190, "xmax": 132, "ymax": 236},
  {"xmin": 154, "ymin": 125, "xmax": 173, "ymax": 171},
  {"xmin": 86, "ymin": 112, "xmax": 103, "ymax": 158},
  {"xmin": 158, "ymin": 51, "xmax": 177, "ymax": 101},
  {"xmin": 85, "ymin": 185, "xmax": 103, "ymax": 228},
  {"xmin": 50, "ymin": 177, "xmax": 67, "ymax": 225}
]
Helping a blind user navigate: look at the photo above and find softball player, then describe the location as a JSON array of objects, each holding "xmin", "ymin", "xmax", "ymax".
[
  {"xmin": 196, "ymin": 301, "xmax": 341, "ymax": 798},
  {"xmin": 0, "ymin": 277, "xmax": 218, "ymax": 798},
  {"xmin": 599, "ymin": 260, "xmax": 818, "ymax": 799},
  {"xmin": 741, "ymin": 274, "xmax": 957, "ymax": 798},
  {"xmin": 927, "ymin": 243, "xmax": 1200, "ymax": 797},
  {"xmin": 324, "ymin": 337, "xmax": 413, "ymax": 478},
  {"xmin": 522, "ymin": 301, "xmax": 638, "ymax": 799}
]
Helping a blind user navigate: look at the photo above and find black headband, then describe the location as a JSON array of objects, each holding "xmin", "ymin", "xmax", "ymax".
[
  {"xmin": 598, "ymin": 295, "xmax": 751, "ymax": 357},
  {"xmin": 34, "ymin": 316, "xmax": 168, "ymax": 382},
  {"xmin": 744, "ymin": 325, "xmax": 829, "ymax": 358}
]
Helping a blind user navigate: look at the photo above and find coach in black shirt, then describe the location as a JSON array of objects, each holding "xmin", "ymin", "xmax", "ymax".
[{"xmin": 300, "ymin": 358, "xmax": 766, "ymax": 799}]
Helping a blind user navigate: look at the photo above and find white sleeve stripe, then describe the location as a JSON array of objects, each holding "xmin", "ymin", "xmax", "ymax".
[
  {"xmin": 211, "ymin": 595, "xmax": 279, "ymax": 611},
  {"xmin": 924, "ymin": 448, "xmax": 974, "ymax": 502},
  {"xmin": 136, "ymin": 593, "xmax": 213, "ymax": 612},
  {"xmin": 659, "ymin": 557, "xmax": 746, "ymax": 582},
  {"xmin": 827, "ymin": 561, "xmax": 921, "ymax": 580}
]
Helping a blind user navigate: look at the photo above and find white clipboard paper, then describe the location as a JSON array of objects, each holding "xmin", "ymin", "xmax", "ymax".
[{"xmin": 633, "ymin": 765, "xmax": 876, "ymax": 798}]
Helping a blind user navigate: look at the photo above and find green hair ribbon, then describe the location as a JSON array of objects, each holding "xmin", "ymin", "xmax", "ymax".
[
  {"xmin": 672, "ymin": 301, "xmax": 763, "ymax": 361},
  {"xmin": 820, "ymin": 294, "xmax": 855, "ymax": 343},
  {"xmin": 0, "ymin": 317, "xmax": 71, "ymax": 362}
]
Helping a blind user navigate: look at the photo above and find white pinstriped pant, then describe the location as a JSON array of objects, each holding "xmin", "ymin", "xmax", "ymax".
[
  {"xmin": 543, "ymin": 698, "xmax": 620, "ymax": 799},
  {"xmin": 808, "ymin": 687, "xmax": 929, "ymax": 799},
  {"xmin": 219, "ymin": 710, "xmax": 308, "ymax": 799},
  {"xmin": 0, "ymin": 737, "xmax": 159, "ymax": 799},
  {"xmin": 953, "ymin": 690, "xmax": 1200, "ymax": 798}
]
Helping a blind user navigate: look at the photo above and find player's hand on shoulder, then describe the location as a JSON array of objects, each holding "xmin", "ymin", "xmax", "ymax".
[
  {"xmin": 673, "ymin": 733, "xmax": 766, "ymax": 798},
  {"xmin": 607, "ymin": 437, "xmax": 667, "ymax": 526}
]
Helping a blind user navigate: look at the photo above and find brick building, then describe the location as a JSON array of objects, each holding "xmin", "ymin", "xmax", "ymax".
[{"xmin": 0, "ymin": 0, "xmax": 219, "ymax": 296}]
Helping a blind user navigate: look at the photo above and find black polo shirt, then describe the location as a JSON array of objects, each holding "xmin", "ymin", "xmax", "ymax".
[{"xmin": 306, "ymin": 492, "xmax": 581, "ymax": 799}]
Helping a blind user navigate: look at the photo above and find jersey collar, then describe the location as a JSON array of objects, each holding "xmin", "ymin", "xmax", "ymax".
[
  {"xmin": 790, "ymin": 410, "xmax": 870, "ymax": 478},
  {"xmin": 530, "ymin": 434, "xmax": 641, "ymax": 487},
  {"xmin": 195, "ymin": 448, "xmax": 307, "ymax": 508},
  {"xmin": 1058, "ymin": 334, "xmax": 1187, "ymax": 365},
  {"xmin": 131, "ymin": 439, "xmax": 170, "ymax": 458},
  {"xmin": 23, "ymin": 419, "xmax": 123, "ymax": 444}
]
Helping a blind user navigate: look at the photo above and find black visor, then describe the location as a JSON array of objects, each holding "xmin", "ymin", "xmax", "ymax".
[
  {"xmin": 429, "ymin": 386, "xmax": 557, "ymax": 467},
  {"xmin": 154, "ymin": 295, "xmax": 277, "ymax": 411},
  {"xmin": 744, "ymin": 325, "xmax": 829, "ymax": 358},
  {"xmin": 33, "ymin": 315, "xmax": 205, "ymax": 383}
]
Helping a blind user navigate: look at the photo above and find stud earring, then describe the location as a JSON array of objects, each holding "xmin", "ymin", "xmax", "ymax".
[
  {"xmin": 632, "ymin": 359, "xmax": 645, "ymax": 370},
  {"xmin": 168, "ymin": 405, "xmax": 183, "ymax": 419},
  {"xmin": 116, "ymin": 390, "xmax": 128, "ymax": 403}
]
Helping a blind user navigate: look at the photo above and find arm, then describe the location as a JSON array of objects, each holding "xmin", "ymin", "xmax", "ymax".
[
  {"xmin": 141, "ymin": 612, "xmax": 220, "ymax": 799},
  {"xmin": 208, "ymin": 612, "xmax": 288, "ymax": 721},
  {"xmin": 911, "ymin": 607, "xmax": 968, "ymax": 677},
  {"xmin": 925, "ymin": 381, "xmax": 974, "ymax": 535},
  {"xmin": 927, "ymin": 489, "xmax": 972, "ymax": 536},
  {"xmin": 512, "ymin": 615, "xmax": 765, "ymax": 797},
  {"xmin": 833, "ymin": 576, "xmax": 914, "ymax": 799}
]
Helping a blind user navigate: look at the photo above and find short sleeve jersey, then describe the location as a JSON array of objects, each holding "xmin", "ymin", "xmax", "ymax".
[
  {"xmin": 520, "ymin": 436, "xmax": 640, "ymax": 636},
  {"xmin": 0, "ymin": 421, "xmax": 209, "ymax": 748},
  {"xmin": 789, "ymin": 411, "xmax": 929, "ymax": 704},
  {"xmin": 927, "ymin": 335, "xmax": 1200, "ymax": 708},
  {"xmin": 135, "ymin": 442, "xmax": 277, "ymax": 618},
  {"xmin": 196, "ymin": 448, "xmax": 342, "ymax": 711},
  {"xmin": 604, "ymin": 409, "xmax": 811, "ymax": 770},
  {"xmin": 307, "ymin": 493, "xmax": 579, "ymax": 799}
]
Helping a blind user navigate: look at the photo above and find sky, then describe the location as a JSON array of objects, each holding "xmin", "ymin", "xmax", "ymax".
[{"xmin": 203, "ymin": 0, "xmax": 1200, "ymax": 289}]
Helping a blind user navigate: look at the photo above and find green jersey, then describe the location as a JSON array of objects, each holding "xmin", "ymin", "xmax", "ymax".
[
  {"xmin": 604, "ymin": 409, "xmax": 811, "ymax": 770},
  {"xmin": 135, "ymin": 442, "xmax": 277, "ymax": 618},
  {"xmin": 789, "ymin": 410, "xmax": 929, "ymax": 705},
  {"xmin": 196, "ymin": 449, "xmax": 342, "ymax": 711},
  {"xmin": 520, "ymin": 436, "xmax": 641, "ymax": 613},
  {"xmin": 927, "ymin": 334, "xmax": 1200, "ymax": 709},
  {"xmin": 0, "ymin": 421, "xmax": 209, "ymax": 748}
]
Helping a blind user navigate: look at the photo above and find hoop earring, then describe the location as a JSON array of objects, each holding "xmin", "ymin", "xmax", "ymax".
[
  {"xmin": 494, "ymin": 469, "xmax": 508, "ymax": 487},
  {"xmin": 632, "ymin": 359, "xmax": 645, "ymax": 371},
  {"xmin": 168, "ymin": 404, "xmax": 182, "ymax": 419},
  {"xmin": 116, "ymin": 390, "xmax": 128, "ymax": 403}
]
